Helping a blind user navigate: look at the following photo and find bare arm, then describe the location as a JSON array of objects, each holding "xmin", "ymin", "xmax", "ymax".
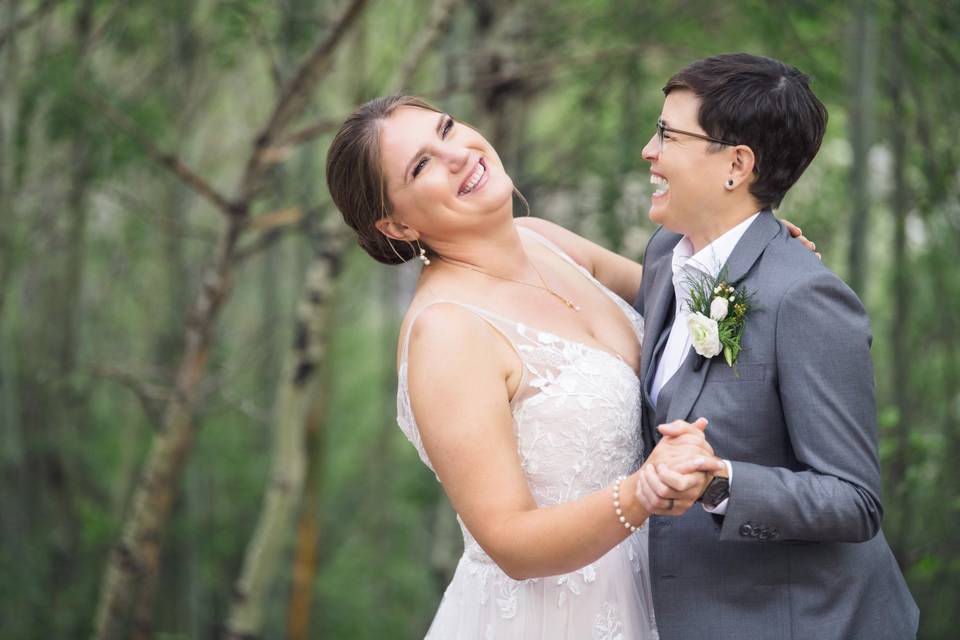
[{"xmin": 407, "ymin": 303, "xmax": 717, "ymax": 579}]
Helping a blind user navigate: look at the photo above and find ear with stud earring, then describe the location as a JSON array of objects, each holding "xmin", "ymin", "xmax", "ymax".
[{"xmin": 725, "ymin": 179, "xmax": 734, "ymax": 189}]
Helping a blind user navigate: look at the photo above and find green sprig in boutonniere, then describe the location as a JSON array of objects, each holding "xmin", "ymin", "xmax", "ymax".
[{"xmin": 684, "ymin": 268, "xmax": 756, "ymax": 367}]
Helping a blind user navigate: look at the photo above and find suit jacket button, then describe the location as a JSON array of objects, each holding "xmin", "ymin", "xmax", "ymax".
[
  {"xmin": 739, "ymin": 524, "xmax": 753, "ymax": 537},
  {"xmin": 751, "ymin": 526, "xmax": 761, "ymax": 538},
  {"xmin": 758, "ymin": 528, "xmax": 770, "ymax": 540},
  {"xmin": 769, "ymin": 529, "xmax": 780, "ymax": 540}
]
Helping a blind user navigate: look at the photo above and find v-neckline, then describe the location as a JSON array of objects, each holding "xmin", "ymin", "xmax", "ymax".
[
  {"xmin": 447, "ymin": 301, "xmax": 641, "ymax": 379},
  {"xmin": 516, "ymin": 226, "xmax": 641, "ymax": 373}
]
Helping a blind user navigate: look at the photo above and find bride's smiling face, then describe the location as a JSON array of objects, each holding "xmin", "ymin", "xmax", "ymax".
[{"xmin": 378, "ymin": 106, "xmax": 514, "ymax": 238}]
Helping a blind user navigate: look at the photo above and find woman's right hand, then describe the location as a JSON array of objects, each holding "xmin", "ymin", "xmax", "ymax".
[{"xmin": 635, "ymin": 418, "xmax": 718, "ymax": 514}]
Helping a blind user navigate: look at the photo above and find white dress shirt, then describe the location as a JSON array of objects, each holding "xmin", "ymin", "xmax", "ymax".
[{"xmin": 650, "ymin": 211, "xmax": 760, "ymax": 514}]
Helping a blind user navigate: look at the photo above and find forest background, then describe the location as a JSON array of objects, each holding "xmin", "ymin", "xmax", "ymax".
[{"xmin": 0, "ymin": 0, "xmax": 957, "ymax": 638}]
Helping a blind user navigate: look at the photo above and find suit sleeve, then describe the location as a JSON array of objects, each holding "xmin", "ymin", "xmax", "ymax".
[{"xmin": 719, "ymin": 271, "xmax": 884, "ymax": 543}]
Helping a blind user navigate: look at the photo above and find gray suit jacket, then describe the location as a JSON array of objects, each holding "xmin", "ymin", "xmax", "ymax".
[{"xmin": 634, "ymin": 211, "xmax": 919, "ymax": 639}]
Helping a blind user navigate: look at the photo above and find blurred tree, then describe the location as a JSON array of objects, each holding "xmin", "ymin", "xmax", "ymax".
[{"xmin": 0, "ymin": 1, "xmax": 957, "ymax": 638}]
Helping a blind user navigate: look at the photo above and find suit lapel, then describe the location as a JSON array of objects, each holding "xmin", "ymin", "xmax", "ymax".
[
  {"xmin": 639, "ymin": 251, "xmax": 677, "ymax": 389},
  {"xmin": 664, "ymin": 209, "xmax": 782, "ymax": 423},
  {"xmin": 724, "ymin": 209, "xmax": 780, "ymax": 284},
  {"xmin": 664, "ymin": 347, "xmax": 713, "ymax": 423}
]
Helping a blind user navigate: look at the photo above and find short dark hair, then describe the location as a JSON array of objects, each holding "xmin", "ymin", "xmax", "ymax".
[{"xmin": 664, "ymin": 53, "xmax": 827, "ymax": 209}]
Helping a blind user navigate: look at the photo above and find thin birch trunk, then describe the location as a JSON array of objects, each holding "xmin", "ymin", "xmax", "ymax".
[
  {"xmin": 223, "ymin": 229, "xmax": 347, "ymax": 640},
  {"xmin": 887, "ymin": 0, "xmax": 911, "ymax": 563},
  {"xmin": 846, "ymin": 0, "xmax": 876, "ymax": 295},
  {"xmin": 226, "ymin": 0, "xmax": 464, "ymax": 634},
  {"xmin": 0, "ymin": 0, "xmax": 19, "ymax": 320},
  {"xmin": 285, "ymin": 377, "xmax": 329, "ymax": 640},
  {"xmin": 123, "ymin": 5, "xmax": 207, "ymax": 635}
]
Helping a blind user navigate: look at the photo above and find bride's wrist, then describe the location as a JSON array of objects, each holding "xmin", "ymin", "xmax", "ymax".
[{"xmin": 612, "ymin": 473, "xmax": 646, "ymax": 532}]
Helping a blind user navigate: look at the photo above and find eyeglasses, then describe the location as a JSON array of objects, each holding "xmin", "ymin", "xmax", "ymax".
[{"xmin": 656, "ymin": 119, "xmax": 737, "ymax": 152}]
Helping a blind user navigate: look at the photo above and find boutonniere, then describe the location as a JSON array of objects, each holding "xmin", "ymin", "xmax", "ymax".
[{"xmin": 684, "ymin": 268, "xmax": 756, "ymax": 367}]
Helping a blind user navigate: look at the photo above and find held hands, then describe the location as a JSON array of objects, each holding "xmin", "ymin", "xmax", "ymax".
[{"xmin": 635, "ymin": 418, "xmax": 726, "ymax": 516}]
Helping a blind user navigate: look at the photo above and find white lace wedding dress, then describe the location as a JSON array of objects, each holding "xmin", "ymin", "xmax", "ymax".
[{"xmin": 396, "ymin": 228, "xmax": 657, "ymax": 639}]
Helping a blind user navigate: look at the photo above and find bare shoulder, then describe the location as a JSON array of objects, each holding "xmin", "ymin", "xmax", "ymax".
[
  {"xmin": 513, "ymin": 216, "xmax": 594, "ymax": 271},
  {"xmin": 401, "ymin": 300, "xmax": 504, "ymax": 372}
]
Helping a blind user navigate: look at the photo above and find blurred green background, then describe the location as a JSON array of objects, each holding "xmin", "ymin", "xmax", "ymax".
[{"xmin": 0, "ymin": 0, "xmax": 957, "ymax": 638}]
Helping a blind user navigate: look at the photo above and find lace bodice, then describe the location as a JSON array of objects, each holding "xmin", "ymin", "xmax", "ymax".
[{"xmin": 396, "ymin": 227, "xmax": 645, "ymax": 552}]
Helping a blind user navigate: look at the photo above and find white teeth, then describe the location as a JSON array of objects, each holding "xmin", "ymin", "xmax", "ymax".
[
  {"xmin": 461, "ymin": 161, "xmax": 485, "ymax": 195},
  {"xmin": 650, "ymin": 174, "xmax": 670, "ymax": 196}
]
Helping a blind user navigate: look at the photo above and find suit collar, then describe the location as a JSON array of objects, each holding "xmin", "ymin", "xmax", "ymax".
[{"xmin": 723, "ymin": 209, "xmax": 780, "ymax": 284}]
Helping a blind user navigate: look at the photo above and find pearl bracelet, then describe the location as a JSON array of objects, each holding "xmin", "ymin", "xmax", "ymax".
[{"xmin": 613, "ymin": 474, "xmax": 640, "ymax": 533}]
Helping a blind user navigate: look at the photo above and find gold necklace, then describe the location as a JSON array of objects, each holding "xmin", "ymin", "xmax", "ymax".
[{"xmin": 434, "ymin": 255, "xmax": 581, "ymax": 312}]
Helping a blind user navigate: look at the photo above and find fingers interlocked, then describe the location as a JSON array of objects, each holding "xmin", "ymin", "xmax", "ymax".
[{"xmin": 635, "ymin": 418, "xmax": 727, "ymax": 516}]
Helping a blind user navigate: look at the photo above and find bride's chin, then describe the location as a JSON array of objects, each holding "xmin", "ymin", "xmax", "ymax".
[{"xmin": 476, "ymin": 181, "xmax": 514, "ymax": 213}]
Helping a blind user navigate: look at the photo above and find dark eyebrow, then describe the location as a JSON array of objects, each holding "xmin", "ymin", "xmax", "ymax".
[{"xmin": 403, "ymin": 112, "xmax": 449, "ymax": 184}]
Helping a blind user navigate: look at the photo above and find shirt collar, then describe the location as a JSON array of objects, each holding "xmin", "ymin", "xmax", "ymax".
[
  {"xmin": 670, "ymin": 211, "xmax": 761, "ymax": 308},
  {"xmin": 672, "ymin": 211, "xmax": 762, "ymax": 279}
]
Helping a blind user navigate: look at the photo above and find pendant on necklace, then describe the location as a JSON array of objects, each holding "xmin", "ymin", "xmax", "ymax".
[{"xmin": 553, "ymin": 292, "xmax": 581, "ymax": 312}]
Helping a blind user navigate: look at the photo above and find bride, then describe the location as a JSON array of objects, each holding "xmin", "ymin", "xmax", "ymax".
[{"xmin": 325, "ymin": 96, "xmax": 813, "ymax": 638}]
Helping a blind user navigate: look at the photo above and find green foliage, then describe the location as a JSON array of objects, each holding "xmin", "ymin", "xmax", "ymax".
[{"xmin": 0, "ymin": 0, "xmax": 958, "ymax": 638}]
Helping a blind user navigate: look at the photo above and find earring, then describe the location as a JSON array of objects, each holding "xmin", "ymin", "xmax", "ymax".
[
  {"xmin": 387, "ymin": 238, "xmax": 406, "ymax": 263},
  {"xmin": 408, "ymin": 239, "xmax": 431, "ymax": 266},
  {"xmin": 725, "ymin": 179, "xmax": 734, "ymax": 189},
  {"xmin": 417, "ymin": 239, "xmax": 431, "ymax": 265}
]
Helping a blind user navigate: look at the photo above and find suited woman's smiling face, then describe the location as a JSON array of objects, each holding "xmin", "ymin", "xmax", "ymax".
[
  {"xmin": 378, "ymin": 106, "xmax": 514, "ymax": 238},
  {"xmin": 641, "ymin": 90, "xmax": 737, "ymax": 236}
]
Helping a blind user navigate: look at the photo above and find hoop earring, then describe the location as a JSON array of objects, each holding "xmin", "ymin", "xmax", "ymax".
[
  {"xmin": 408, "ymin": 239, "xmax": 431, "ymax": 266},
  {"xmin": 386, "ymin": 238, "xmax": 406, "ymax": 263}
]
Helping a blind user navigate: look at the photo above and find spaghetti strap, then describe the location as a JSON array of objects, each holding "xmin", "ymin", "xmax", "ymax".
[
  {"xmin": 400, "ymin": 299, "xmax": 522, "ymax": 364},
  {"xmin": 516, "ymin": 224, "xmax": 590, "ymax": 273}
]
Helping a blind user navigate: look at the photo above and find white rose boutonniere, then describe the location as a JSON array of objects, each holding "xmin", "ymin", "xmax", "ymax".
[
  {"xmin": 687, "ymin": 313, "xmax": 722, "ymax": 358},
  {"xmin": 709, "ymin": 296, "xmax": 729, "ymax": 321},
  {"xmin": 684, "ymin": 268, "xmax": 757, "ymax": 367}
]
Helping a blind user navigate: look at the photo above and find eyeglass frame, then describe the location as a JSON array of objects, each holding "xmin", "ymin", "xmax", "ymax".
[
  {"xmin": 656, "ymin": 118, "xmax": 737, "ymax": 150},
  {"xmin": 655, "ymin": 118, "xmax": 759, "ymax": 174}
]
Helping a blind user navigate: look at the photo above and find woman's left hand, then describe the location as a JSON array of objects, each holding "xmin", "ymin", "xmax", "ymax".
[{"xmin": 782, "ymin": 219, "xmax": 822, "ymax": 261}]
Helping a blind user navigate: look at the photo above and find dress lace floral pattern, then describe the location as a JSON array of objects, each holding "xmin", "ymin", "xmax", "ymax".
[{"xmin": 395, "ymin": 227, "xmax": 658, "ymax": 639}]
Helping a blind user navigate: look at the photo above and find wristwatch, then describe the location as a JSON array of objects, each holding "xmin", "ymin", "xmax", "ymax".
[{"xmin": 697, "ymin": 465, "xmax": 730, "ymax": 509}]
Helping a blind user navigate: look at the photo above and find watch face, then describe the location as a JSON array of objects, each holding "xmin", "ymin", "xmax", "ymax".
[{"xmin": 703, "ymin": 477, "xmax": 730, "ymax": 508}]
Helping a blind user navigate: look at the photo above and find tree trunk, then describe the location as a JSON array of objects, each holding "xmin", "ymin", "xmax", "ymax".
[
  {"xmin": 0, "ymin": 0, "xmax": 19, "ymax": 320},
  {"xmin": 41, "ymin": 1, "xmax": 97, "ymax": 629},
  {"xmin": 223, "ymin": 235, "xmax": 346, "ymax": 640},
  {"xmin": 846, "ymin": 0, "xmax": 876, "ymax": 295},
  {"xmin": 285, "ymin": 376, "xmax": 329, "ymax": 640},
  {"xmin": 886, "ymin": 0, "xmax": 911, "ymax": 563},
  {"xmin": 131, "ymin": 7, "xmax": 206, "ymax": 637},
  {"xmin": 227, "ymin": 0, "xmax": 465, "ymax": 633}
]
